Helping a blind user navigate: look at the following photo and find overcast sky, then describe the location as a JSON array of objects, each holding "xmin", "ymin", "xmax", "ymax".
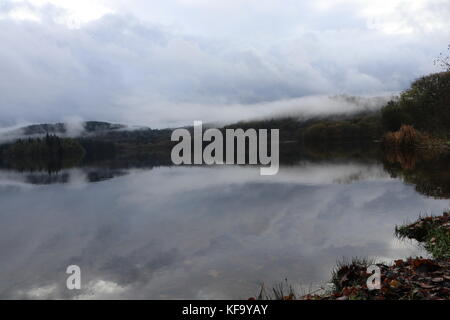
[{"xmin": 0, "ymin": 0, "xmax": 449, "ymax": 128}]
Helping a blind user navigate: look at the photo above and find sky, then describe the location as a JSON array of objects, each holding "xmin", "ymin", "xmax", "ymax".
[{"xmin": 0, "ymin": 0, "xmax": 449, "ymax": 128}]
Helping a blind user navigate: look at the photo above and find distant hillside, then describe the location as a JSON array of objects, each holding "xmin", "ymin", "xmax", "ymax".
[
  {"xmin": 0, "ymin": 121, "xmax": 175, "ymax": 144},
  {"xmin": 21, "ymin": 121, "xmax": 126, "ymax": 136},
  {"xmin": 223, "ymin": 110, "xmax": 382, "ymax": 143}
]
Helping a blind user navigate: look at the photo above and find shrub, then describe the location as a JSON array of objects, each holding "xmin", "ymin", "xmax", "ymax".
[{"xmin": 382, "ymin": 125, "xmax": 422, "ymax": 148}]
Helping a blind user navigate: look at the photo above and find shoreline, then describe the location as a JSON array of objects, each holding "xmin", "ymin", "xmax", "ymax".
[{"xmin": 308, "ymin": 212, "xmax": 450, "ymax": 300}]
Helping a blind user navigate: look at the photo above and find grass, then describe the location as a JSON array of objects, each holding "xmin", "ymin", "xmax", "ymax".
[
  {"xmin": 256, "ymin": 280, "xmax": 297, "ymax": 300},
  {"xmin": 382, "ymin": 125, "xmax": 448, "ymax": 151},
  {"xmin": 330, "ymin": 257, "xmax": 375, "ymax": 293},
  {"xmin": 425, "ymin": 228, "xmax": 450, "ymax": 259},
  {"xmin": 253, "ymin": 257, "xmax": 375, "ymax": 300},
  {"xmin": 382, "ymin": 125, "xmax": 422, "ymax": 148},
  {"xmin": 395, "ymin": 212, "xmax": 450, "ymax": 259},
  {"xmin": 395, "ymin": 214, "xmax": 438, "ymax": 242},
  {"xmin": 253, "ymin": 279, "xmax": 328, "ymax": 300}
]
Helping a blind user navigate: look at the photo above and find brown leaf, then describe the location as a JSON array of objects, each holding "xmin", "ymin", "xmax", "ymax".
[
  {"xmin": 394, "ymin": 260, "xmax": 404, "ymax": 267},
  {"xmin": 419, "ymin": 283, "xmax": 435, "ymax": 289},
  {"xmin": 389, "ymin": 280, "xmax": 401, "ymax": 288}
]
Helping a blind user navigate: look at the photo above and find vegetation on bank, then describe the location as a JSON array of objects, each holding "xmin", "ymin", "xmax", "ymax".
[
  {"xmin": 253, "ymin": 212, "xmax": 450, "ymax": 300},
  {"xmin": 379, "ymin": 71, "xmax": 450, "ymax": 150},
  {"xmin": 396, "ymin": 213, "xmax": 450, "ymax": 260},
  {"xmin": 317, "ymin": 213, "xmax": 450, "ymax": 300},
  {"xmin": 322, "ymin": 212, "xmax": 450, "ymax": 300},
  {"xmin": 313, "ymin": 257, "xmax": 450, "ymax": 300},
  {"xmin": 382, "ymin": 125, "xmax": 447, "ymax": 150},
  {"xmin": 381, "ymin": 72, "xmax": 450, "ymax": 137}
]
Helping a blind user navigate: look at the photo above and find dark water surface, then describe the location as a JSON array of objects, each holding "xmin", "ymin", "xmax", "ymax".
[{"xmin": 0, "ymin": 159, "xmax": 449, "ymax": 299}]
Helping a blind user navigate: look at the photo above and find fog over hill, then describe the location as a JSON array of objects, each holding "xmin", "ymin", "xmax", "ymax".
[
  {"xmin": 0, "ymin": 121, "xmax": 144, "ymax": 143},
  {"xmin": 0, "ymin": 94, "xmax": 392, "ymax": 143}
]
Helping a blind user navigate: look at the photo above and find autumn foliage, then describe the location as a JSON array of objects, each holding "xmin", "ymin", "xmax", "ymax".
[
  {"xmin": 382, "ymin": 125, "xmax": 423, "ymax": 148},
  {"xmin": 382, "ymin": 125, "xmax": 446, "ymax": 150}
]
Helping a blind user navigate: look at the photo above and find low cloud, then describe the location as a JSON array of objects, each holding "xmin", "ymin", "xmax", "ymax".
[
  {"xmin": 114, "ymin": 94, "xmax": 393, "ymax": 128},
  {"xmin": 62, "ymin": 116, "xmax": 86, "ymax": 137}
]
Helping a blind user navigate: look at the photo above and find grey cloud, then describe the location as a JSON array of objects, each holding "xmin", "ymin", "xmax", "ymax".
[{"xmin": 0, "ymin": 0, "xmax": 449, "ymax": 128}]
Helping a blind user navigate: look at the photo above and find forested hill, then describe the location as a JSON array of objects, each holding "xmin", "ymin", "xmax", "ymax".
[
  {"xmin": 381, "ymin": 71, "xmax": 450, "ymax": 136},
  {"xmin": 14, "ymin": 121, "xmax": 126, "ymax": 136},
  {"xmin": 224, "ymin": 71, "xmax": 450, "ymax": 144}
]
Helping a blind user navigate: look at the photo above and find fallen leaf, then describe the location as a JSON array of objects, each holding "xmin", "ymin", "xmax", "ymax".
[
  {"xmin": 394, "ymin": 260, "xmax": 403, "ymax": 267},
  {"xmin": 419, "ymin": 283, "xmax": 435, "ymax": 289},
  {"xmin": 390, "ymin": 280, "xmax": 401, "ymax": 288}
]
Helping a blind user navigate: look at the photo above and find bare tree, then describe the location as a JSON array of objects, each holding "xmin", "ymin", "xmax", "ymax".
[{"xmin": 434, "ymin": 44, "xmax": 450, "ymax": 71}]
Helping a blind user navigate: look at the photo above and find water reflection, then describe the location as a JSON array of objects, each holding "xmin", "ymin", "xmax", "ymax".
[
  {"xmin": 0, "ymin": 159, "xmax": 448, "ymax": 299},
  {"xmin": 382, "ymin": 150, "xmax": 450, "ymax": 199},
  {"xmin": 0, "ymin": 168, "xmax": 129, "ymax": 186}
]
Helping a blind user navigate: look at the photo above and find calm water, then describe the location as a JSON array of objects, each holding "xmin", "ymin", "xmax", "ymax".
[{"xmin": 0, "ymin": 161, "xmax": 448, "ymax": 299}]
